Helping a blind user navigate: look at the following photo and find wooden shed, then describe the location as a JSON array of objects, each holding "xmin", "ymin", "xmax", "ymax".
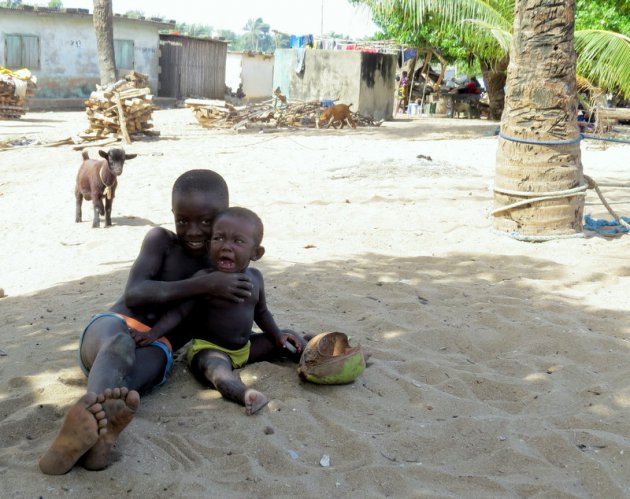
[{"xmin": 159, "ymin": 34, "xmax": 228, "ymax": 100}]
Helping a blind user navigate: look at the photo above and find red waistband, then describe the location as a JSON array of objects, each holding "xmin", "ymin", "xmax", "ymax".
[{"xmin": 116, "ymin": 313, "xmax": 173, "ymax": 352}]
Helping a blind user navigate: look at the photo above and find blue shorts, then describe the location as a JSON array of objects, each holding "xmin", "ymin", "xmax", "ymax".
[{"xmin": 78, "ymin": 312, "xmax": 174, "ymax": 387}]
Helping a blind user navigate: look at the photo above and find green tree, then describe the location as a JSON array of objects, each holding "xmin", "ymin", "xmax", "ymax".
[
  {"xmin": 575, "ymin": 0, "xmax": 630, "ymax": 34},
  {"xmin": 48, "ymin": 0, "xmax": 63, "ymax": 9},
  {"xmin": 272, "ymin": 31, "xmax": 291, "ymax": 49},
  {"xmin": 176, "ymin": 23, "xmax": 213, "ymax": 38},
  {"xmin": 243, "ymin": 17, "xmax": 270, "ymax": 52},
  {"xmin": 368, "ymin": 4, "xmax": 470, "ymax": 61},
  {"xmin": 365, "ymin": 0, "xmax": 630, "ymax": 117},
  {"xmin": 123, "ymin": 10, "xmax": 145, "ymax": 19},
  {"xmin": 365, "ymin": 0, "xmax": 511, "ymax": 118},
  {"xmin": 216, "ymin": 29, "xmax": 240, "ymax": 47}
]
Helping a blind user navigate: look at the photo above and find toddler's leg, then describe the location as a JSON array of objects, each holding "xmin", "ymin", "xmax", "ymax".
[{"xmin": 191, "ymin": 350, "xmax": 267, "ymax": 415}]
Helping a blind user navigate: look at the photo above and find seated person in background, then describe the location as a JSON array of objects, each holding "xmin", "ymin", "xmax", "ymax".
[
  {"xmin": 464, "ymin": 76, "xmax": 482, "ymax": 94},
  {"xmin": 133, "ymin": 207, "xmax": 306, "ymax": 415}
]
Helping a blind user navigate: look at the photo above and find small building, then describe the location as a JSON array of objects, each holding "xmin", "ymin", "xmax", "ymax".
[
  {"xmin": 225, "ymin": 51, "xmax": 274, "ymax": 102},
  {"xmin": 0, "ymin": 6, "xmax": 174, "ymax": 98},
  {"xmin": 159, "ymin": 34, "xmax": 228, "ymax": 100},
  {"xmin": 273, "ymin": 49, "xmax": 396, "ymax": 120}
]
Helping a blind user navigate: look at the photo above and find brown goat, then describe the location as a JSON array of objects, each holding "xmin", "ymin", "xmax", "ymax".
[
  {"xmin": 317, "ymin": 103, "xmax": 356, "ymax": 129},
  {"xmin": 75, "ymin": 147, "xmax": 136, "ymax": 228}
]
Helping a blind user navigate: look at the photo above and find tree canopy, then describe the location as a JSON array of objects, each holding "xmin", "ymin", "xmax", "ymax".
[
  {"xmin": 575, "ymin": 0, "xmax": 630, "ymax": 35},
  {"xmin": 361, "ymin": 0, "xmax": 630, "ymax": 97}
]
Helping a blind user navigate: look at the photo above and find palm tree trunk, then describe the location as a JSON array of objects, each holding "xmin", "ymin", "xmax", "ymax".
[
  {"xmin": 494, "ymin": 0, "xmax": 584, "ymax": 238},
  {"xmin": 93, "ymin": 0, "xmax": 117, "ymax": 85},
  {"xmin": 480, "ymin": 57, "xmax": 508, "ymax": 120}
]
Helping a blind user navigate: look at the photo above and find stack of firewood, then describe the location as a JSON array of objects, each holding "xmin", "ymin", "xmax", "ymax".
[
  {"xmin": 83, "ymin": 71, "xmax": 158, "ymax": 142},
  {"xmin": 186, "ymin": 98, "xmax": 368, "ymax": 130},
  {"xmin": 185, "ymin": 99, "xmax": 242, "ymax": 128},
  {"xmin": 0, "ymin": 69, "xmax": 37, "ymax": 119}
]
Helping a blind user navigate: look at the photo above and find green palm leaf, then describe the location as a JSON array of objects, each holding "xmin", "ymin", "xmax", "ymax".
[
  {"xmin": 575, "ymin": 30, "xmax": 630, "ymax": 96},
  {"xmin": 369, "ymin": 0, "xmax": 630, "ymax": 97}
]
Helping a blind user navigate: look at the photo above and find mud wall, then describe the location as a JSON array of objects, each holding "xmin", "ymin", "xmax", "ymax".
[{"xmin": 273, "ymin": 49, "xmax": 396, "ymax": 120}]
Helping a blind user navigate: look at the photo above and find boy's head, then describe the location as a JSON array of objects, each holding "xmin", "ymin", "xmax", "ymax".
[
  {"xmin": 210, "ymin": 207, "xmax": 265, "ymax": 273},
  {"xmin": 171, "ymin": 169, "xmax": 229, "ymax": 256}
]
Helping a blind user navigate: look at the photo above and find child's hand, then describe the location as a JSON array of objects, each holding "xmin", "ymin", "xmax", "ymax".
[
  {"xmin": 200, "ymin": 271, "xmax": 253, "ymax": 302},
  {"xmin": 278, "ymin": 329, "xmax": 304, "ymax": 354},
  {"xmin": 130, "ymin": 327, "xmax": 162, "ymax": 347}
]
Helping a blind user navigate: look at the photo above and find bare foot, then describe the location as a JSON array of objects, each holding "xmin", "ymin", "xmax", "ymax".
[
  {"xmin": 244, "ymin": 389, "xmax": 268, "ymax": 415},
  {"xmin": 80, "ymin": 387, "xmax": 139, "ymax": 471},
  {"xmin": 39, "ymin": 392, "xmax": 107, "ymax": 475}
]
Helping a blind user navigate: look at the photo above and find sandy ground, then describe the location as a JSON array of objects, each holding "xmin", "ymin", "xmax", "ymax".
[{"xmin": 0, "ymin": 108, "xmax": 629, "ymax": 498}]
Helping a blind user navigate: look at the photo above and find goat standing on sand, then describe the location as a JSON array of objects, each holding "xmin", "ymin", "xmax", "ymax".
[{"xmin": 75, "ymin": 148, "xmax": 136, "ymax": 228}]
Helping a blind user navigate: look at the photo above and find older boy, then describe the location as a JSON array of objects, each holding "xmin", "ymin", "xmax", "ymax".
[
  {"xmin": 134, "ymin": 207, "xmax": 305, "ymax": 415},
  {"xmin": 39, "ymin": 170, "xmax": 253, "ymax": 474}
]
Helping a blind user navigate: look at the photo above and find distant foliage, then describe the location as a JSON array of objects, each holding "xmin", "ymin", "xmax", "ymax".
[
  {"xmin": 215, "ymin": 29, "xmax": 239, "ymax": 45},
  {"xmin": 48, "ymin": 0, "xmax": 63, "ymax": 9},
  {"xmin": 242, "ymin": 18, "xmax": 272, "ymax": 52},
  {"xmin": 162, "ymin": 16, "xmax": 292, "ymax": 52},
  {"xmin": 124, "ymin": 10, "xmax": 144, "ymax": 19},
  {"xmin": 176, "ymin": 23, "xmax": 214, "ymax": 38},
  {"xmin": 575, "ymin": 0, "xmax": 630, "ymax": 35}
]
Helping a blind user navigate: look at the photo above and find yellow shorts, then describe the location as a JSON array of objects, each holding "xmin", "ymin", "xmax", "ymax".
[{"xmin": 187, "ymin": 339, "xmax": 251, "ymax": 368}]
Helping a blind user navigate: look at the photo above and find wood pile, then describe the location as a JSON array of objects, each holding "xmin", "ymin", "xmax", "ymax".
[
  {"xmin": 185, "ymin": 98, "xmax": 383, "ymax": 130},
  {"xmin": 83, "ymin": 71, "xmax": 159, "ymax": 143},
  {"xmin": 0, "ymin": 69, "xmax": 37, "ymax": 119}
]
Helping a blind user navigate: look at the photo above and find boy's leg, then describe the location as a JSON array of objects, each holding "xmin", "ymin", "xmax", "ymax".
[
  {"xmin": 191, "ymin": 349, "xmax": 267, "ymax": 415},
  {"xmin": 80, "ymin": 387, "xmax": 140, "ymax": 471},
  {"xmin": 80, "ymin": 316, "xmax": 167, "ymax": 394},
  {"xmin": 39, "ymin": 392, "xmax": 107, "ymax": 475},
  {"xmin": 73, "ymin": 316, "xmax": 165, "ymax": 470}
]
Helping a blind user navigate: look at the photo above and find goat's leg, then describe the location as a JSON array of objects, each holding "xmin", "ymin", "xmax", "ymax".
[
  {"xmin": 92, "ymin": 198, "xmax": 105, "ymax": 228},
  {"xmin": 104, "ymin": 196, "xmax": 113, "ymax": 227},
  {"xmin": 75, "ymin": 192, "xmax": 83, "ymax": 223},
  {"xmin": 92, "ymin": 204, "xmax": 101, "ymax": 228}
]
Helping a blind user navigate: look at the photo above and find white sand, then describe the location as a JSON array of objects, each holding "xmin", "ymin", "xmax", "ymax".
[{"xmin": 0, "ymin": 109, "xmax": 629, "ymax": 497}]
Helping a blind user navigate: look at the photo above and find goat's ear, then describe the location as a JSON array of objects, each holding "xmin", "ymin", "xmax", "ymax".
[
  {"xmin": 98, "ymin": 150, "xmax": 108, "ymax": 159},
  {"xmin": 125, "ymin": 153, "xmax": 138, "ymax": 160}
]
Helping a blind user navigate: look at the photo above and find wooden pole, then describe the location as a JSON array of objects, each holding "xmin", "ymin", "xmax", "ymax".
[{"xmin": 113, "ymin": 92, "xmax": 131, "ymax": 144}]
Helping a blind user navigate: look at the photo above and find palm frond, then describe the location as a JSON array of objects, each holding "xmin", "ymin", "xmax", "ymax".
[
  {"xmin": 464, "ymin": 19, "xmax": 512, "ymax": 52},
  {"xmin": 575, "ymin": 30, "xmax": 630, "ymax": 98},
  {"xmin": 378, "ymin": 0, "xmax": 513, "ymax": 31}
]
